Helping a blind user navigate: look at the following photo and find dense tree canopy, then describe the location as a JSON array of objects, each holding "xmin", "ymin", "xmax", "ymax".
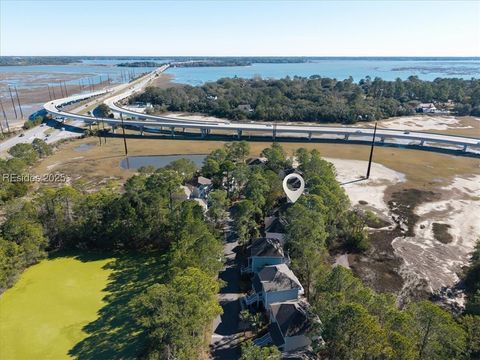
[{"xmin": 132, "ymin": 76, "xmax": 480, "ymax": 123}]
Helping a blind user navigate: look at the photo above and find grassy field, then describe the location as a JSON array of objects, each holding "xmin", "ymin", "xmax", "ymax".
[
  {"xmin": 34, "ymin": 133, "xmax": 480, "ymax": 191},
  {"xmin": 0, "ymin": 252, "xmax": 166, "ymax": 359}
]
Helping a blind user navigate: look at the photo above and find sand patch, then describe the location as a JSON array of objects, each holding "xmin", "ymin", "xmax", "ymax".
[
  {"xmin": 326, "ymin": 157, "xmax": 406, "ymax": 213},
  {"xmin": 377, "ymin": 115, "xmax": 473, "ymax": 131},
  {"xmin": 392, "ymin": 174, "xmax": 480, "ymax": 292}
]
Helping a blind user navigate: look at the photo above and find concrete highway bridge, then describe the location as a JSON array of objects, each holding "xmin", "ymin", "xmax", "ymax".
[{"xmin": 43, "ymin": 65, "xmax": 480, "ymax": 153}]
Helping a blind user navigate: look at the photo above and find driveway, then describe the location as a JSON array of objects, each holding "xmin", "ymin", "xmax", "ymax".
[{"xmin": 211, "ymin": 219, "xmax": 244, "ymax": 359}]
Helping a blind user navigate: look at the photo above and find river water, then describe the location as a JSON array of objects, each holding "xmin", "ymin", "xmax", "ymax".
[
  {"xmin": 1, "ymin": 57, "xmax": 479, "ymax": 121},
  {"xmin": 166, "ymin": 58, "xmax": 480, "ymax": 85}
]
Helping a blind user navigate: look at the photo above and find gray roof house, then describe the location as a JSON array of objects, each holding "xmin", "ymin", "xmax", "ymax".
[
  {"xmin": 255, "ymin": 301, "xmax": 316, "ymax": 352},
  {"xmin": 243, "ymin": 264, "xmax": 304, "ymax": 308},
  {"xmin": 246, "ymin": 157, "xmax": 268, "ymax": 167},
  {"xmin": 265, "ymin": 216, "xmax": 287, "ymax": 243},
  {"xmin": 191, "ymin": 176, "xmax": 212, "ymax": 199},
  {"xmin": 242, "ymin": 238, "xmax": 288, "ymax": 274}
]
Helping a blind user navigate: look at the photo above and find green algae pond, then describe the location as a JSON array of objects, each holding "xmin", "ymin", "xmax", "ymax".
[
  {"xmin": 0, "ymin": 254, "xmax": 114, "ymax": 359},
  {"xmin": 0, "ymin": 252, "xmax": 165, "ymax": 359}
]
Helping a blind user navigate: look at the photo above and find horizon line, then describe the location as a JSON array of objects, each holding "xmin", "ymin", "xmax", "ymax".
[{"xmin": 2, "ymin": 55, "xmax": 480, "ymax": 58}]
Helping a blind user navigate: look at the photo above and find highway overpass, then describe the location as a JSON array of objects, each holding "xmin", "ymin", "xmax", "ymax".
[{"xmin": 43, "ymin": 65, "xmax": 480, "ymax": 153}]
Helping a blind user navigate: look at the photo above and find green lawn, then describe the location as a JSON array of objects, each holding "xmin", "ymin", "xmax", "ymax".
[{"xmin": 0, "ymin": 252, "xmax": 166, "ymax": 360}]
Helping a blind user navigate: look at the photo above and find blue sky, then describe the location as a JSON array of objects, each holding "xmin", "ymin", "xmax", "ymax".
[{"xmin": 1, "ymin": 0, "xmax": 479, "ymax": 56}]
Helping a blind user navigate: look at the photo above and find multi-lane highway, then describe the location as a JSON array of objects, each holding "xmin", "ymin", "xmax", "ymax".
[{"xmin": 43, "ymin": 65, "xmax": 480, "ymax": 153}]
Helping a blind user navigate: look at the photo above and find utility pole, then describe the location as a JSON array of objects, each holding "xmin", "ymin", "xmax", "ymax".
[
  {"xmin": 51, "ymin": 85, "xmax": 57, "ymax": 99},
  {"xmin": 8, "ymin": 87, "xmax": 18, "ymax": 119},
  {"xmin": 14, "ymin": 87, "xmax": 24, "ymax": 119},
  {"xmin": 120, "ymin": 113, "xmax": 129, "ymax": 157},
  {"xmin": 273, "ymin": 120, "xmax": 277, "ymax": 142},
  {"xmin": 102, "ymin": 119, "xmax": 107, "ymax": 144},
  {"xmin": 97, "ymin": 120, "xmax": 102, "ymax": 146},
  {"xmin": 63, "ymin": 81, "xmax": 68, "ymax": 97},
  {"xmin": 59, "ymin": 84, "xmax": 65, "ymax": 98},
  {"xmin": 47, "ymin": 85, "xmax": 52, "ymax": 100},
  {"xmin": 0, "ymin": 98, "xmax": 7, "ymax": 134},
  {"xmin": 366, "ymin": 122, "xmax": 378, "ymax": 179}
]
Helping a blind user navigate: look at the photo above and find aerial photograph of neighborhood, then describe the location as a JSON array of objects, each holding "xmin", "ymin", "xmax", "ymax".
[{"xmin": 0, "ymin": 0, "xmax": 479, "ymax": 359}]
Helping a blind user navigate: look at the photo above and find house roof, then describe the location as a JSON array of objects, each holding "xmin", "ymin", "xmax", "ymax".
[
  {"xmin": 270, "ymin": 301, "xmax": 311, "ymax": 338},
  {"xmin": 197, "ymin": 176, "xmax": 212, "ymax": 186},
  {"xmin": 248, "ymin": 238, "xmax": 284, "ymax": 258},
  {"xmin": 269, "ymin": 322, "xmax": 285, "ymax": 347},
  {"xmin": 246, "ymin": 157, "xmax": 267, "ymax": 166},
  {"xmin": 253, "ymin": 264, "xmax": 302, "ymax": 293},
  {"xmin": 265, "ymin": 216, "xmax": 286, "ymax": 234}
]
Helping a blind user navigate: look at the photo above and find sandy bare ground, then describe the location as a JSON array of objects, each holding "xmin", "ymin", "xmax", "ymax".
[
  {"xmin": 392, "ymin": 174, "xmax": 480, "ymax": 295},
  {"xmin": 376, "ymin": 115, "xmax": 475, "ymax": 131},
  {"xmin": 326, "ymin": 156, "xmax": 479, "ymax": 303},
  {"xmin": 327, "ymin": 157, "xmax": 406, "ymax": 214}
]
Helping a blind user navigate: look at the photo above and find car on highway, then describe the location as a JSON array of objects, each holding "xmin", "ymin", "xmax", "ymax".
[
  {"xmin": 19, "ymin": 133, "xmax": 25, "ymax": 137},
  {"xmin": 404, "ymin": 131, "xmax": 410, "ymax": 134},
  {"xmin": 355, "ymin": 130, "xmax": 362, "ymax": 134}
]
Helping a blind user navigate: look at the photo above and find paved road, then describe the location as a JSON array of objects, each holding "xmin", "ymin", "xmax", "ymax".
[
  {"xmin": 0, "ymin": 119, "xmax": 85, "ymax": 155},
  {"xmin": 211, "ymin": 218, "xmax": 244, "ymax": 359}
]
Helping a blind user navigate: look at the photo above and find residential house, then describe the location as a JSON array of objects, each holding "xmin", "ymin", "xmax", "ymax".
[
  {"xmin": 264, "ymin": 216, "xmax": 287, "ymax": 243},
  {"xmin": 243, "ymin": 264, "xmax": 304, "ymax": 308},
  {"xmin": 172, "ymin": 185, "xmax": 191, "ymax": 201},
  {"xmin": 242, "ymin": 238, "xmax": 288, "ymax": 274},
  {"xmin": 256, "ymin": 301, "xmax": 315, "ymax": 352},
  {"xmin": 191, "ymin": 176, "xmax": 212, "ymax": 199},
  {"xmin": 246, "ymin": 157, "xmax": 268, "ymax": 167},
  {"xmin": 416, "ymin": 103, "xmax": 437, "ymax": 113},
  {"xmin": 237, "ymin": 104, "xmax": 254, "ymax": 112}
]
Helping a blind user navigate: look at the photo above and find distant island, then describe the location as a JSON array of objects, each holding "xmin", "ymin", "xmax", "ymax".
[
  {"xmin": 1, "ymin": 56, "xmax": 478, "ymax": 66},
  {"xmin": 117, "ymin": 61, "xmax": 163, "ymax": 67}
]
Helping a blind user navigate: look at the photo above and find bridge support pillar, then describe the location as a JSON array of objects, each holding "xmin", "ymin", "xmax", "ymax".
[
  {"xmin": 344, "ymin": 134, "xmax": 349, "ymax": 141},
  {"xmin": 237, "ymin": 130, "xmax": 242, "ymax": 139},
  {"xmin": 171, "ymin": 127, "xmax": 175, "ymax": 138},
  {"xmin": 201, "ymin": 128, "xmax": 207, "ymax": 138},
  {"xmin": 380, "ymin": 137, "xmax": 385, "ymax": 143},
  {"xmin": 463, "ymin": 144, "xmax": 468, "ymax": 152},
  {"xmin": 140, "ymin": 127, "xmax": 144, "ymax": 136},
  {"xmin": 88, "ymin": 123, "xmax": 92, "ymax": 130},
  {"xmin": 308, "ymin": 132, "xmax": 312, "ymax": 141},
  {"xmin": 112, "ymin": 126, "xmax": 116, "ymax": 134},
  {"xmin": 420, "ymin": 140, "xmax": 425, "ymax": 146}
]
